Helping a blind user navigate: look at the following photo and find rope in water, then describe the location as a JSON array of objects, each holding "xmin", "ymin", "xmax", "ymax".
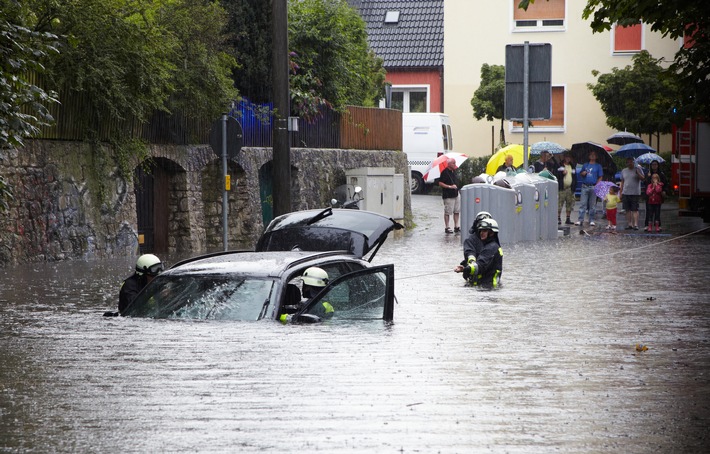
[{"xmin": 395, "ymin": 225, "xmax": 710, "ymax": 281}]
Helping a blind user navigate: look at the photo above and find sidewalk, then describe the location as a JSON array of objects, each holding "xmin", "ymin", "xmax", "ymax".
[{"xmin": 571, "ymin": 199, "xmax": 709, "ymax": 234}]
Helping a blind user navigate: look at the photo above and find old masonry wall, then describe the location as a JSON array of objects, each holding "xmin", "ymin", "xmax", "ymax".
[{"xmin": 0, "ymin": 140, "xmax": 410, "ymax": 266}]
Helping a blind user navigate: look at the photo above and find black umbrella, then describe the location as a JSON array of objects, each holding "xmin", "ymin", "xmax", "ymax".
[
  {"xmin": 569, "ymin": 142, "xmax": 617, "ymax": 179},
  {"xmin": 607, "ymin": 131, "xmax": 644, "ymax": 146}
]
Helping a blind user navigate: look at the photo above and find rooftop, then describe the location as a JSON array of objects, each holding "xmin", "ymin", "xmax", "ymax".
[{"xmin": 348, "ymin": 0, "xmax": 444, "ymax": 69}]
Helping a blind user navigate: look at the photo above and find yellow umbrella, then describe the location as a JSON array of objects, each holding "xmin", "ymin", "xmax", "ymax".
[{"xmin": 485, "ymin": 144, "xmax": 529, "ymax": 175}]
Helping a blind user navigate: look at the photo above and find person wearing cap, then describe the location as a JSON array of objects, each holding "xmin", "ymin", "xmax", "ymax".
[
  {"xmin": 454, "ymin": 217, "xmax": 503, "ymax": 288},
  {"xmin": 436, "ymin": 157, "xmax": 461, "ymax": 234},
  {"xmin": 118, "ymin": 253, "xmax": 164, "ymax": 313}
]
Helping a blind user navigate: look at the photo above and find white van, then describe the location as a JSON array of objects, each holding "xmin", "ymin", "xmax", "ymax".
[{"xmin": 402, "ymin": 113, "xmax": 455, "ymax": 193}]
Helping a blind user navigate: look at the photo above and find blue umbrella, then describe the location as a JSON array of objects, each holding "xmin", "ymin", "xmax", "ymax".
[
  {"xmin": 530, "ymin": 141, "xmax": 566, "ymax": 155},
  {"xmin": 635, "ymin": 152, "xmax": 665, "ymax": 165},
  {"xmin": 607, "ymin": 131, "xmax": 644, "ymax": 146},
  {"xmin": 614, "ymin": 143, "xmax": 656, "ymax": 158}
]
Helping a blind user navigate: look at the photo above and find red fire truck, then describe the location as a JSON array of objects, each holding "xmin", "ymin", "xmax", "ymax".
[{"xmin": 672, "ymin": 118, "xmax": 710, "ymax": 221}]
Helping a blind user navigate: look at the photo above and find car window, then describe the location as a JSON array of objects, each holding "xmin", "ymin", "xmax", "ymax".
[
  {"xmin": 301, "ymin": 265, "xmax": 394, "ymax": 321},
  {"xmin": 123, "ymin": 275, "xmax": 276, "ymax": 320}
]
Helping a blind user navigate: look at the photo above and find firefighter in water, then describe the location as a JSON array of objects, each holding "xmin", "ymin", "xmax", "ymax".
[
  {"xmin": 118, "ymin": 254, "xmax": 164, "ymax": 313},
  {"xmin": 454, "ymin": 218, "xmax": 503, "ymax": 288},
  {"xmin": 280, "ymin": 267, "xmax": 334, "ymax": 323}
]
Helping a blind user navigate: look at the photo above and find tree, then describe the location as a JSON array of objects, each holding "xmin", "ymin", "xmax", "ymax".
[
  {"xmin": 0, "ymin": 0, "xmax": 59, "ymax": 150},
  {"xmin": 40, "ymin": 0, "xmax": 237, "ymax": 130},
  {"xmin": 288, "ymin": 0, "xmax": 385, "ymax": 117},
  {"xmin": 471, "ymin": 64, "xmax": 506, "ymax": 149},
  {"xmin": 221, "ymin": 0, "xmax": 272, "ymax": 103},
  {"xmin": 587, "ymin": 51, "xmax": 680, "ymax": 148}
]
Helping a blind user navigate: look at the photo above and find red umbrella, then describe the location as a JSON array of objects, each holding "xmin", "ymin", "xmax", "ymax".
[{"xmin": 423, "ymin": 152, "xmax": 468, "ymax": 183}]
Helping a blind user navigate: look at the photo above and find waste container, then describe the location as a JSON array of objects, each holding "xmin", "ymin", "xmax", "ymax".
[
  {"xmin": 514, "ymin": 172, "xmax": 559, "ymax": 240},
  {"xmin": 460, "ymin": 182, "xmax": 518, "ymax": 245}
]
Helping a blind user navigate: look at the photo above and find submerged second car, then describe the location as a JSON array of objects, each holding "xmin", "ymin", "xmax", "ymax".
[{"xmin": 121, "ymin": 208, "xmax": 403, "ymax": 323}]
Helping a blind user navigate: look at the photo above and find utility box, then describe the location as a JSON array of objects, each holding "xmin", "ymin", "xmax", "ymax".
[{"xmin": 345, "ymin": 167, "xmax": 404, "ymax": 220}]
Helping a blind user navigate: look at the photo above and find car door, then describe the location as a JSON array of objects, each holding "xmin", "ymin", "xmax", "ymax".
[{"xmin": 297, "ymin": 264, "xmax": 395, "ymax": 322}]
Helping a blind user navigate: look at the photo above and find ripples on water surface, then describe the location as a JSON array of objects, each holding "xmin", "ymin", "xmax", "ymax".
[{"xmin": 1, "ymin": 195, "xmax": 709, "ymax": 453}]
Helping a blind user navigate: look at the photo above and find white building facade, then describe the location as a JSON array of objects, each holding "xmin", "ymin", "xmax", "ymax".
[{"xmin": 444, "ymin": 0, "xmax": 681, "ymax": 156}]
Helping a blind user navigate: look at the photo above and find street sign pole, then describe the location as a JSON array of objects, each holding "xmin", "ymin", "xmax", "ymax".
[
  {"xmin": 523, "ymin": 41, "xmax": 530, "ymax": 171},
  {"xmin": 221, "ymin": 114, "xmax": 228, "ymax": 251}
]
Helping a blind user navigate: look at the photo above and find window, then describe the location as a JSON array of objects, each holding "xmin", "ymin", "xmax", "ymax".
[
  {"xmin": 387, "ymin": 87, "xmax": 429, "ymax": 112},
  {"xmin": 384, "ymin": 11, "xmax": 400, "ymax": 24},
  {"xmin": 613, "ymin": 23, "xmax": 643, "ymax": 54},
  {"xmin": 513, "ymin": 0, "xmax": 565, "ymax": 30},
  {"xmin": 512, "ymin": 86, "xmax": 565, "ymax": 131}
]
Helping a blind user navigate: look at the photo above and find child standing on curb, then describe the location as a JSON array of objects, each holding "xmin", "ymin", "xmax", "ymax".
[
  {"xmin": 604, "ymin": 186, "xmax": 621, "ymax": 231},
  {"xmin": 646, "ymin": 173, "xmax": 664, "ymax": 232}
]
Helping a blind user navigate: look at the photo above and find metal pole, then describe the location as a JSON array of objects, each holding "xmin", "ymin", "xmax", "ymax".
[
  {"xmin": 523, "ymin": 41, "xmax": 530, "ymax": 171},
  {"xmin": 272, "ymin": 0, "xmax": 291, "ymax": 216},
  {"xmin": 221, "ymin": 114, "xmax": 228, "ymax": 251}
]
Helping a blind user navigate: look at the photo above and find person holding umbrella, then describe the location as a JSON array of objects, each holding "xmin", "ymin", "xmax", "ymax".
[
  {"xmin": 575, "ymin": 151, "xmax": 603, "ymax": 226},
  {"xmin": 619, "ymin": 157, "xmax": 646, "ymax": 230},
  {"xmin": 436, "ymin": 157, "xmax": 461, "ymax": 234},
  {"xmin": 496, "ymin": 154, "xmax": 518, "ymax": 174},
  {"xmin": 533, "ymin": 150, "xmax": 556, "ymax": 173}
]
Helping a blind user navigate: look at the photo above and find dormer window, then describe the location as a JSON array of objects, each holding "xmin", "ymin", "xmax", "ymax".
[{"xmin": 384, "ymin": 11, "xmax": 400, "ymax": 24}]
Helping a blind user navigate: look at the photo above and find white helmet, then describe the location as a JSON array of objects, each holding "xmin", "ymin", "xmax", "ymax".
[
  {"xmin": 470, "ymin": 211, "xmax": 492, "ymax": 234},
  {"xmin": 302, "ymin": 267, "xmax": 329, "ymax": 287},
  {"xmin": 136, "ymin": 254, "xmax": 163, "ymax": 276},
  {"xmin": 477, "ymin": 218, "xmax": 499, "ymax": 233}
]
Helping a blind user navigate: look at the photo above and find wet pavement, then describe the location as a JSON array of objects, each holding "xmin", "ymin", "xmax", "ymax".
[{"xmin": 1, "ymin": 195, "xmax": 709, "ymax": 453}]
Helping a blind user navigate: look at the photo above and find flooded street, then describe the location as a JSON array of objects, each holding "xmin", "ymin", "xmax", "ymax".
[{"xmin": 2, "ymin": 194, "xmax": 709, "ymax": 453}]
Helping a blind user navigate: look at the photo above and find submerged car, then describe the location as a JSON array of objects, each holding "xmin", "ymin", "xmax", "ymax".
[{"xmin": 121, "ymin": 208, "xmax": 403, "ymax": 323}]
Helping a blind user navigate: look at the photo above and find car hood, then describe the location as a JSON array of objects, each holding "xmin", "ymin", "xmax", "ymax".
[{"xmin": 255, "ymin": 208, "xmax": 403, "ymax": 261}]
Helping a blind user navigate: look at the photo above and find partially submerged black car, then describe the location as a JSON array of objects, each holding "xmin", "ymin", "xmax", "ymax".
[{"xmin": 121, "ymin": 208, "xmax": 403, "ymax": 323}]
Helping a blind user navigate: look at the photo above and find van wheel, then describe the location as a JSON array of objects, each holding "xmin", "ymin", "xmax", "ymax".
[{"xmin": 411, "ymin": 173, "xmax": 425, "ymax": 194}]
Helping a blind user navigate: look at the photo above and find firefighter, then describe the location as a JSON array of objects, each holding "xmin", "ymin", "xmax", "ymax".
[
  {"xmin": 118, "ymin": 254, "xmax": 164, "ymax": 313},
  {"xmin": 280, "ymin": 267, "xmax": 334, "ymax": 323},
  {"xmin": 454, "ymin": 218, "xmax": 503, "ymax": 288}
]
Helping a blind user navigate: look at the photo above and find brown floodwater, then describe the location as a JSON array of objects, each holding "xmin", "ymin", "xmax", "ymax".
[{"xmin": 1, "ymin": 195, "xmax": 709, "ymax": 453}]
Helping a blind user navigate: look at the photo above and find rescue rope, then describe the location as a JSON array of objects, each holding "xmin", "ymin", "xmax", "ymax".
[
  {"xmin": 563, "ymin": 225, "xmax": 710, "ymax": 264},
  {"xmin": 395, "ymin": 225, "xmax": 710, "ymax": 281}
]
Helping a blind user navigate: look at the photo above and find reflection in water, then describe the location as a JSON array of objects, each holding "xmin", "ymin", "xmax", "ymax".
[{"xmin": 1, "ymin": 196, "xmax": 709, "ymax": 452}]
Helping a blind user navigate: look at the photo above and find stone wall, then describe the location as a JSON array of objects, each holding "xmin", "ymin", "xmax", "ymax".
[{"xmin": 0, "ymin": 140, "xmax": 410, "ymax": 266}]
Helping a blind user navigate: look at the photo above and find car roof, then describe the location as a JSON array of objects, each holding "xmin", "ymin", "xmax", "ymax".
[
  {"xmin": 165, "ymin": 250, "xmax": 363, "ymax": 279},
  {"xmin": 255, "ymin": 208, "xmax": 403, "ymax": 261}
]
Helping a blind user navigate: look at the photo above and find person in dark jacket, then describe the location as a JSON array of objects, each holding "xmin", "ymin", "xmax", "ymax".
[
  {"xmin": 554, "ymin": 153, "xmax": 577, "ymax": 225},
  {"xmin": 118, "ymin": 254, "xmax": 163, "ymax": 313},
  {"xmin": 460, "ymin": 211, "xmax": 493, "ymax": 262},
  {"xmin": 643, "ymin": 159, "xmax": 668, "ymax": 231},
  {"xmin": 533, "ymin": 150, "xmax": 556, "ymax": 173},
  {"xmin": 454, "ymin": 217, "xmax": 503, "ymax": 288},
  {"xmin": 436, "ymin": 157, "xmax": 461, "ymax": 234},
  {"xmin": 496, "ymin": 154, "xmax": 518, "ymax": 174}
]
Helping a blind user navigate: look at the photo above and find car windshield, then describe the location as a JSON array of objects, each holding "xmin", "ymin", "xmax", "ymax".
[{"xmin": 123, "ymin": 275, "xmax": 276, "ymax": 320}]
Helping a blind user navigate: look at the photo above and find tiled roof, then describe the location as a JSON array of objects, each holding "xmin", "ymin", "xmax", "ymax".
[{"xmin": 348, "ymin": 0, "xmax": 443, "ymax": 69}]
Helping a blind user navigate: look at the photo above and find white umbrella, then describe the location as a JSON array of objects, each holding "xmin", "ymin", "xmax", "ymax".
[{"xmin": 635, "ymin": 152, "xmax": 665, "ymax": 164}]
